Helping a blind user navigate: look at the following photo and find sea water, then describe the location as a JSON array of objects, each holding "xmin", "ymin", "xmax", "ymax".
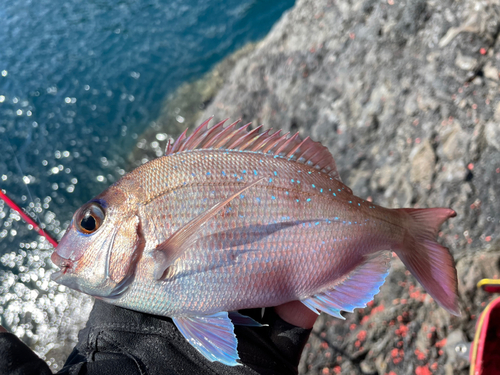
[{"xmin": 0, "ymin": 0, "xmax": 294, "ymax": 369}]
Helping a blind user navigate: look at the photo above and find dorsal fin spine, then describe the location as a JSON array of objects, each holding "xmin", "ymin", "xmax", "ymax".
[
  {"xmin": 262, "ymin": 131, "xmax": 288, "ymax": 153},
  {"xmin": 171, "ymin": 128, "xmax": 188, "ymax": 154},
  {"xmin": 211, "ymin": 120, "xmax": 242, "ymax": 148},
  {"xmin": 277, "ymin": 133, "xmax": 300, "ymax": 157},
  {"xmin": 182, "ymin": 117, "xmax": 213, "ymax": 151},
  {"xmin": 199, "ymin": 119, "xmax": 228, "ymax": 149},
  {"xmin": 297, "ymin": 139, "xmax": 317, "ymax": 162},
  {"xmin": 166, "ymin": 118, "xmax": 343, "ymax": 183},
  {"xmin": 230, "ymin": 125, "xmax": 263, "ymax": 150},
  {"xmin": 285, "ymin": 133, "xmax": 302, "ymax": 159},
  {"xmin": 221, "ymin": 123, "xmax": 252, "ymax": 148},
  {"xmin": 165, "ymin": 140, "xmax": 173, "ymax": 155},
  {"xmin": 249, "ymin": 128, "xmax": 273, "ymax": 152},
  {"xmin": 244, "ymin": 125, "xmax": 265, "ymax": 149}
]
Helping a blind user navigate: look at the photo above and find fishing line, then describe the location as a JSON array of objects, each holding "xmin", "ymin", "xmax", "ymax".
[{"xmin": 1, "ymin": 133, "xmax": 58, "ymax": 246}]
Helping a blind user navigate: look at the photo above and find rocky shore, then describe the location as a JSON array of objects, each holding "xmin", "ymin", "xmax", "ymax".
[{"xmin": 133, "ymin": 0, "xmax": 500, "ymax": 374}]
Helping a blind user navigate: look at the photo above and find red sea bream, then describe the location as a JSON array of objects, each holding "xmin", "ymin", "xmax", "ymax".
[{"xmin": 51, "ymin": 118, "xmax": 460, "ymax": 366}]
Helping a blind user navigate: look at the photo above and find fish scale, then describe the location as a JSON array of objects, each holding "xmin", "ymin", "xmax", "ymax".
[
  {"xmin": 51, "ymin": 119, "xmax": 459, "ymax": 366},
  {"xmin": 109, "ymin": 150, "xmax": 397, "ymax": 317}
]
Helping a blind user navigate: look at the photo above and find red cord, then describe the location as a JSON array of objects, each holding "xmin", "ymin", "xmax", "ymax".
[{"xmin": 0, "ymin": 190, "xmax": 58, "ymax": 247}]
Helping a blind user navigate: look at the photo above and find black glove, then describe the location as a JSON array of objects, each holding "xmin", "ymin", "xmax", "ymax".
[{"xmin": 0, "ymin": 300, "xmax": 312, "ymax": 375}]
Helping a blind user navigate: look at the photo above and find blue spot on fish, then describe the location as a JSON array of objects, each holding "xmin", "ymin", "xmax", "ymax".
[
  {"xmin": 254, "ymin": 170, "xmax": 258, "ymax": 176},
  {"xmin": 91, "ymin": 198, "xmax": 108, "ymax": 208},
  {"xmin": 222, "ymin": 171, "xmax": 226, "ymax": 176},
  {"xmin": 206, "ymin": 172, "xmax": 211, "ymax": 176},
  {"xmin": 271, "ymin": 196, "xmax": 276, "ymax": 200},
  {"xmin": 312, "ymin": 184, "xmax": 316, "ymax": 188},
  {"xmin": 320, "ymin": 188, "xmax": 323, "ymax": 193},
  {"xmin": 291, "ymin": 179, "xmax": 294, "ymax": 183},
  {"xmin": 269, "ymin": 178, "xmax": 273, "ymax": 183},
  {"xmin": 242, "ymin": 170, "xmax": 247, "ymax": 174},
  {"xmin": 274, "ymin": 171, "xmax": 277, "ymax": 176},
  {"xmin": 306, "ymin": 198, "xmax": 311, "ymax": 202},
  {"xmin": 256, "ymin": 197, "xmax": 261, "ymax": 203},
  {"xmin": 240, "ymin": 194, "xmax": 245, "ymax": 199}
]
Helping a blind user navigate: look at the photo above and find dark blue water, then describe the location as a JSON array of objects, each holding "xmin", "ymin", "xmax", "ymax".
[{"xmin": 0, "ymin": 0, "xmax": 294, "ymax": 368}]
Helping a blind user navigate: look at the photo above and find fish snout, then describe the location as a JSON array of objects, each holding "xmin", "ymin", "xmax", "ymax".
[{"xmin": 51, "ymin": 251, "xmax": 73, "ymax": 274}]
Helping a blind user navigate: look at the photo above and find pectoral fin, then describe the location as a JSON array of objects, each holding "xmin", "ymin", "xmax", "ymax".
[
  {"xmin": 172, "ymin": 312, "xmax": 240, "ymax": 366},
  {"xmin": 302, "ymin": 251, "xmax": 391, "ymax": 319},
  {"xmin": 153, "ymin": 178, "xmax": 264, "ymax": 280}
]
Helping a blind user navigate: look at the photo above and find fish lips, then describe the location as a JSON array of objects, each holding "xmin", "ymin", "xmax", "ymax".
[{"xmin": 50, "ymin": 252, "xmax": 81, "ymax": 289}]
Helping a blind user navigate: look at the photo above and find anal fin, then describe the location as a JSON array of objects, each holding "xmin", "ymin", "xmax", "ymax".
[
  {"xmin": 173, "ymin": 312, "xmax": 240, "ymax": 366},
  {"xmin": 302, "ymin": 252, "xmax": 391, "ymax": 319}
]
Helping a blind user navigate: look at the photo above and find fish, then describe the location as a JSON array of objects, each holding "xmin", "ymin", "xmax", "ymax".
[{"xmin": 51, "ymin": 117, "xmax": 460, "ymax": 366}]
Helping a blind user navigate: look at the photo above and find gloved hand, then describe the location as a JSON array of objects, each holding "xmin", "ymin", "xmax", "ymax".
[{"xmin": 0, "ymin": 300, "xmax": 315, "ymax": 375}]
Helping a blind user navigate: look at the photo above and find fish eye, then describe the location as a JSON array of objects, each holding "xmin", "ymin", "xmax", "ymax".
[{"xmin": 75, "ymin": 202, "xmax": 105, "ymax": 234}]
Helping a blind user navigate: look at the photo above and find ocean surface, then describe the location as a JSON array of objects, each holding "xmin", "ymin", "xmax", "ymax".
[{"xmin": 0, "ymin": 0, "xmax": 294, "ymax": 369}]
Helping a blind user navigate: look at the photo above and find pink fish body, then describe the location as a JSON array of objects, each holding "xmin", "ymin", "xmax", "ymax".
[{"xmin": 51, "ymin": 118, "xmax": 459, "ymax": 365}]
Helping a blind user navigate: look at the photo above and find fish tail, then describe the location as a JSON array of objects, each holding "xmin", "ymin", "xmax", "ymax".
[{"xmin": 393, "ymin": 208, "xmax": 460, "ymax": 316}]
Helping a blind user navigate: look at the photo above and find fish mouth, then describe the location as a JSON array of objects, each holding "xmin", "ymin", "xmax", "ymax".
[
  {"xmin": 50, "ymin": 255, "xmax": 82, "ymax": 292},
  {"xmin": 50, "ymin": 251, "xmax": 74, "ymax": 280},
  {"xmin": 51, "ymin": 269, "xmax": 65, "ymax": 282}
]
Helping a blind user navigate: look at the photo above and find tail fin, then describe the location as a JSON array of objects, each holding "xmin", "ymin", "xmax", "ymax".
[{"xmin": 393, "ymin": 208, "xmax": 460, "ymax": 316}]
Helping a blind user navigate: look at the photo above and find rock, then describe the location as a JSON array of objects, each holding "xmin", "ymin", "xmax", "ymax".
[
  {"xmin": 410, "ymin": 139, "xmax": 435, "ymax": 187},
  {"xmin": 455, "ymin": 51, "xmax": 478, "ymax": 71},
  {"xmin": 495, "ymin": 102, "xmax": 500, "ymax": 121},
  {"xmin": 439, "ymin": 124, "xmax": 468, "ymax": 161},
  {"xmin": 485, "ymin": 121, "xmax": 500, "ymax": 151},
  {"xmin": 484, "ymin": 61, "xmax": 499, "ymax": 81}
]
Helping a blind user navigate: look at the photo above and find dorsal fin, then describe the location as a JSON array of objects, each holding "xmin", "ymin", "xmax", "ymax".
[{"xmin": 165, "ymin": 118, "xmax": 342, "ymax": 182}]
